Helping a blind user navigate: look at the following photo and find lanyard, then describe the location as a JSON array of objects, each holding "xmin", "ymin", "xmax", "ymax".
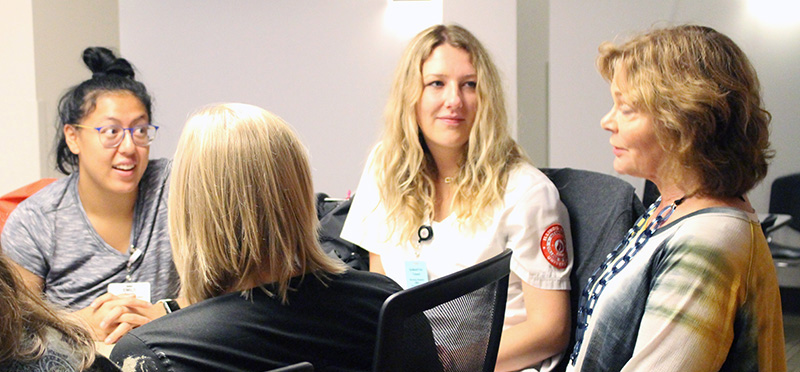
[{"xmin": 126, "ymin": 245, "xmax": 143, "ymax": 282}]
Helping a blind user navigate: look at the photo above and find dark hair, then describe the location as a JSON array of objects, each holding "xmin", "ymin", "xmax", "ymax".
[
  {"xmin": 55, "ymin": 47, "xmax": 153, "ymax": 175},
  {"xmin": 597, "ymin": 25, "xmax": 773, "ymax": 197}
]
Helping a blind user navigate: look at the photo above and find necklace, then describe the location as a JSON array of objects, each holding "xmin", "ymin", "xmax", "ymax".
[{"xmin": 569, "ymin": 195, "xmax": 684, "ymax": 365}]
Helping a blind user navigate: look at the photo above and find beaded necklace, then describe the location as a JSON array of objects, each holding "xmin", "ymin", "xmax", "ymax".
[{"xmin": 569, "ymin": 195, "xmax": 684, "ymax": 365}]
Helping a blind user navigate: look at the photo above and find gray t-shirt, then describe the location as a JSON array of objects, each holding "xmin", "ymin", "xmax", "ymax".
[{"xmin": 1, "ymin": 158, "xmax": 179, "ymax": 310}]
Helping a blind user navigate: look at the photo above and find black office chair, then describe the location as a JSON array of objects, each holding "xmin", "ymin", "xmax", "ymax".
[
  {"xmin": 264, "ymin": 362, "xmax": 314, "ymax": 372},
  {"xmin": 540, "ymin": 168, "xmax": 645, "ymax": 372},
  {"xmin": 765, "ymin": 173, "xmax": 800, "ymax": 289},
  {"xmin": 373, "ymin": 249, "xmax": 512, "ymax": 372},
  {"xmin": 768, "ymin": 173, "xmax": 800, "ymax": 231}
]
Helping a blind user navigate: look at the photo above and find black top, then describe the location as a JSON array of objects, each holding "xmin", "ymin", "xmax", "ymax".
[{"xmin": 110, "ymin": 269, "xmax": 402, "ymax": 372}]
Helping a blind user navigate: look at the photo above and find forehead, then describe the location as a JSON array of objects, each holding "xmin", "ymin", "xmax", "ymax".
[
  {"xmin": 421, "ymin": 44, "xmax": 475, "ymax": 74},
  {"xmin": 84, "ymin": 91, "xmax": 148, "ymax": 121}
]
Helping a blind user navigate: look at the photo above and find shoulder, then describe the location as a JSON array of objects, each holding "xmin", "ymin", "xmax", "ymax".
[
  {"xmin": 667, "ymin": 208, "xmax": 754, "ymax": 246},
  {"xmin": 504, "ymin": 163, "xmax": 561, "ymax": 205},
  {"xmin": 136, "ymin": 158, "xmax": 171, "ymax": 204},
  {"xmin": 10, "ymin": 176, "xmax": 75, "ymax": 216},
  {"xmin": 654, "ymin": 208, "xmax": 758, "ymax": 274},
  {"xmin": 110, "ymin": 332, "xmax": 167, "ymax": 372},
  {"xmin": 140, "ymin": 158, "xmax": 171, "ymax": 188},
  {"xmin": 0, "ymin": 327, "xmax": 85, "ymax": 372},
  {"xmin": 2, "ymin": 176, "xmax": 75, "ymax": 240},
  {"xmin": 329, "ymin": 269, "xmax": 403, "ymax": 296}
]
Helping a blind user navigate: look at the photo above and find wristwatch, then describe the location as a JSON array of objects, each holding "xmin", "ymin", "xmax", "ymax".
[{"xmin": 158, "ymin": 299, "xmax": 180, "ymax": 314}]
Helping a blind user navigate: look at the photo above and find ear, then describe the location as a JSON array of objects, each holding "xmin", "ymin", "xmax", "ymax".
[{"xmin": 64, "ymin": 125, "xmax": 81, "ymax": 155}]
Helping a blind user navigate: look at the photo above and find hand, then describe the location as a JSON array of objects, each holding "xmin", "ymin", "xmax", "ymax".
[{"xmin": 75, "ymin": 293, "xmax": 165, "ymax": 343}]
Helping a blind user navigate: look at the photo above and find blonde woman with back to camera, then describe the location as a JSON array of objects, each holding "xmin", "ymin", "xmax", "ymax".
[
  {"xmin": 341, "ymin": 24, "xmax": 573, "ymax": 372},
  {"xmin": 567, "ymin": 25, "xmax": 785, "ymax": 371},
  {"xmin": 109, "ymin": 103, "xmax": 408, "ymax": 372}
]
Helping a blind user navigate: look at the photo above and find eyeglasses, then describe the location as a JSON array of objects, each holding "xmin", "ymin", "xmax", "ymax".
[{"xmin": 71, "ymin": 124, "xmax": 159, "ymax": 148}]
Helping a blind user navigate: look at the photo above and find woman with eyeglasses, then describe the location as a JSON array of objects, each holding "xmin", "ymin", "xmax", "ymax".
[{"xmin": 1, "ymin": 47, "xmax": 180, "ymax": 345}]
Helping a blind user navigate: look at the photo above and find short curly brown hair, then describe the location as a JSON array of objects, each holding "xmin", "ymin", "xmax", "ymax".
[{"xmin": 597, "ymin": 25, "xmax": 773, "ymax": 198}]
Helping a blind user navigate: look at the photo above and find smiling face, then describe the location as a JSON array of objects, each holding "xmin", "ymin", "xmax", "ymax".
[
  {"xmin": 416, "ymin": 44, "xmax": 478, "ymax": 157},
  {"xmin": 600, "ymin": 69, "xmax": 666, "ymax": 181},
  {"xmin": 64, "ymin": 91, "xmax": 150, "ymax": 199}
]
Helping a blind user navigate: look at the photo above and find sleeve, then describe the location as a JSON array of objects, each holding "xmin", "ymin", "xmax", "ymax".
[
  {"xmin": 109, "ymin": 333, "xmax": 171, "ymax": 372},
  {"xmin": 505, "ymin": 171, "xmax": 573, "ymax": 290},
  {"xmin": 1, "ymin": 201, "xmax": 52, "ymax": 279},
  {"xmin": 621, "ymin": 232, "xmax": 743, "ymax": 371},
  {"xmin": 340, "ymin": 146, "xmax": 397, "ymax": 256}
]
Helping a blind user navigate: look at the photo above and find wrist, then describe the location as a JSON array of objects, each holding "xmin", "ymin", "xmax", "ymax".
[{"xmin": 157, "ymin": 299, "xmax": 180, "ymax": 314}]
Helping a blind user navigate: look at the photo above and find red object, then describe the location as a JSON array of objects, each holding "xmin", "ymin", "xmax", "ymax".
[
  {"xmin": 0, "ymin": 178, "xmax": 57, "ymax": 234},
  {"xmin": 540, "ymin": 223, "xmax": 569, "ymax": 269}
]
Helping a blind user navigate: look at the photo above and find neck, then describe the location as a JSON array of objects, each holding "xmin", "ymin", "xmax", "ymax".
[
  {"xmin": 428, "ymin": 147, "xmax": 462, "ymax": 182},
  {"xmin": 77, "ymin": 177, "xmax": 137, "ymax": 217},
  {"xmin": 650, "ymin": 180, "xmax": 681, "ymax": 204}
]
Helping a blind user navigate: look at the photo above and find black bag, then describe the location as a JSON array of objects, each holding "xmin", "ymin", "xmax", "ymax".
[{"xmin": 316, "ymin": 193, "xmax": 369, "ymax": 271}]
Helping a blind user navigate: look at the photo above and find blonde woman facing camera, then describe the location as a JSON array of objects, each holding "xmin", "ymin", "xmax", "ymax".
[
  {"xmin": 341, "ymin": 24, "xmax": 573, "ymax": 372},
  {"xmin": 568, "ymin": 25, "xmax": 785, "ymax": 371},
  {"xmin": 110, "ymin": 104, "xmax": 406, "ymax": 372}
]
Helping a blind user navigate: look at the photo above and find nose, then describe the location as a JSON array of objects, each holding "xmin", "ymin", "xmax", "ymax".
[
  {"xmin": 117, "ymin": 129, "xmax": 137, "ymax": 153},
  {"xmin": 600, "ymin": 107, "xmax": 616, "ymax": 132},
  {"xmin": 444, "ymin": 83, "xmax": 463, "ymax": 109}
]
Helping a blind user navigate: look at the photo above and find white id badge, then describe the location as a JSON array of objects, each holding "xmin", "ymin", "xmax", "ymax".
[
  {"xmin": 405, "ymin": 260, "xmax": 429, "ymax": 288},
  {"xmin": 108, "ymin": 282, "xmax": 151, "ymax": 303}
]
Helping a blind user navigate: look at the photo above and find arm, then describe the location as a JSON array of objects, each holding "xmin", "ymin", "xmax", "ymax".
[
  {"xmin": 619, "ymin": 240, "xmax": 743, "ymax": 371},
  {"xmin": 109, "ymin": 331, "xmax": 170, "ymax": 372},
  {"xmin": 494, "ymin": 167, "xmax": 573, "ymax": 371},
  {"xmin": 10, "ymin": 259, "xmax": 169, "ymax": 343},
  {"xmin": 9, "ymin": 259, "xmax": 44, "ymax": 292},
  {"xmin": 495, "ymin": 282, "xmax": 570, "ymax": 372}
]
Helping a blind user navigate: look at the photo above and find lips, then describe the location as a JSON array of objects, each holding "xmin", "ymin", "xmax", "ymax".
[{"xmin": 437, "ymin": 115, "xmax": 464, "ymax": 125}]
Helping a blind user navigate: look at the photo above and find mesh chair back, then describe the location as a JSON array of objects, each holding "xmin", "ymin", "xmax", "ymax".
[
  {"xmin": 373, "ymin": 249, "xmax": 512, "ymax": 372},
  {"xmin": 264, "ymin": 362, "xmax": 314, "ymax": 372}
]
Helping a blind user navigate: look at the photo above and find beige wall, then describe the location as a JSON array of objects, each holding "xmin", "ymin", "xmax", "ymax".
[
  {"xmin": 1, "ymin": 1, "xmax": 39, "ymax": 195},
  {"xmin": 0, "ymin": 0, "xmax": 119, "ymax": 195}
]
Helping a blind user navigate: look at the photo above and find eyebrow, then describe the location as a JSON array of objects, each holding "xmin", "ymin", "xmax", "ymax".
[
  {"xmin": 422, "ymin": 73, "xmax": 477, "ymax": 80},
  {"xmin": 100, "ymin": 114, "xmax": 149, "ymax": 123}
]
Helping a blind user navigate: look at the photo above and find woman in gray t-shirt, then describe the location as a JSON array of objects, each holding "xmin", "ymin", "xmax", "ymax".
[{"xmin": 1, "ymin": 47, "xmax": 179, "ymax": 345}]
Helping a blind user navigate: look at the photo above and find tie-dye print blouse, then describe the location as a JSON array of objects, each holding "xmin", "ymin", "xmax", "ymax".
[{"xmin": 568, "ymin": 207, "xmax": 786, "ymax": 372}]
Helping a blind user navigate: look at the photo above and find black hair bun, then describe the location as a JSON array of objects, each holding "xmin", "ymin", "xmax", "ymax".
[{"xmin": 82, "ymin": 47, "xmax": 135, "ymax": 80}]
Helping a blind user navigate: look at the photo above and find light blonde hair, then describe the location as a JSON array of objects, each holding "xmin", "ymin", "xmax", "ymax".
[
  {"xmin": 0, "ymin": 251, "xmax": 94, "ymax": 369},
  {"xmin": 169, "ymin": 103, "xmax": 345, "ymax": 304},
  {"xmin": 597, "ymin": 25, "xmax": 773, "ymax": 197},
  {"xmin": 375, "ymin": 24, "xmax": 528, "ymax": 241}
]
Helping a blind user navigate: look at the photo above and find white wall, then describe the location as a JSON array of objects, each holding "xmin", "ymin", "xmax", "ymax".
[
  {"xmin": 0, "ymin": 0, "xmax": 119, "ymax": 195},
  {"xmin": 549, "ymin": 0, "xmax": 800, "ymax": 212},
  {"xmin": 0, "ymin": 1, "xmax": 39, "ymax": 195},
  {"xmin": 119, "ymin": 0, "xmax": 520, "ymax": 198}
]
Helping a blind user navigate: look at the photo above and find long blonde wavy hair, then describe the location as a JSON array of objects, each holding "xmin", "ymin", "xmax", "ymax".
[
  {"xmin": 169, "ymin": 103, "xmax": 345, "ymax": 305},
  {"xmin": 375, "ymin": 24, "xmax": 528, "ymax": 242},
  {"xmin": 0, "ymin": 251, "xmax": 94, "ymax": 369}
]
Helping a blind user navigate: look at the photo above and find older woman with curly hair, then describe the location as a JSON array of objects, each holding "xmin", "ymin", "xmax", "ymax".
[{"xmin": 568, "ymin": 25, "xmax": 785, "ymax": 371}]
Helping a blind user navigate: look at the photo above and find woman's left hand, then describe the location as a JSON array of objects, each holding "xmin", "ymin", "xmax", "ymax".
[{"xmin": 88, "ymin": 292, "xmax": 165, "ymax": 344}]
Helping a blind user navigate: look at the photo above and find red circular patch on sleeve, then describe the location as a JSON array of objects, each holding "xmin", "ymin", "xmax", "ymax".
[{"xmin": 540, "ymin": 223, "xmax": 568, "ymax": 269}]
